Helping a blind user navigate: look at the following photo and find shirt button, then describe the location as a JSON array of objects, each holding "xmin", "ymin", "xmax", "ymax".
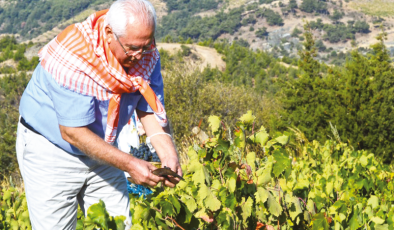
[{"xmin": 24, "ymin": 129, "xmax": 27, "ymax": 133}]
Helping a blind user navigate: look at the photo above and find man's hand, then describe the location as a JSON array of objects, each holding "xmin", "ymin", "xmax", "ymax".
[
  {"xmin": 159, "ymin": 156, "xmax": 182, "ymax": 187},
  {"xmin": 126, "ymin": 158, "xmax": 165, "ymax": 187},
  {"xmin": 137, "ymin": 110, "xmax": 183, "ymax": 188},
  {"xmin": 59, "ymin": 125, "xmax": 165, "ymax": 187}
]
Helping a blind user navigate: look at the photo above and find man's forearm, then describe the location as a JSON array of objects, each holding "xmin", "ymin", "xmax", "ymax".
[{"xmin": 59, "ymin": 125, "xmax": 134, "ymax": 172}]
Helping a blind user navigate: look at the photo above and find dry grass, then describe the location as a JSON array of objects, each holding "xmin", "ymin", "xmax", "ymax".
[
  {"xmin": 349, "ymin": 0, "xmax": 394, "ymax": 17},
  {"xmin": 0, "ymin": 173, "xmax": 24, "ymax": 193}
]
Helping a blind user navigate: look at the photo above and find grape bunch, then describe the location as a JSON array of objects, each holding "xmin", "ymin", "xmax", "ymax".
[{"xmin": 129, "ymin": 143, "xmax": 161, "ymax": 162}]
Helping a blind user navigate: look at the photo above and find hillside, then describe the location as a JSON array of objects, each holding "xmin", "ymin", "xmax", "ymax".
[{"xmin": 2, "ymin": 0, "xmax": 393, "ymax": 66}]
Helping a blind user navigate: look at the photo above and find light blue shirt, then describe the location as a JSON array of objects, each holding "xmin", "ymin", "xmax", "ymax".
[{"xmin": 19, "ymin": 60, "xmax": 164, "ymax": 155}]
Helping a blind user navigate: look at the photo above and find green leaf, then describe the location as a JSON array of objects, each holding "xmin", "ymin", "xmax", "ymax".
[
  {"xmin": 234, "ymin": 129, "xmax": 246, "ymax": 148},
  {"xmin": 205, "ymin": 189, "xmax": 221, "ymax": 212},
  {"xmin": 267, "ymin": 192, "xmax": 282, "ymax": 217},
  {"xmin": 168, "ymin": 195, "xmax": 181, "ymax": 214},
  {"xmin": 367, "ymin": 195, "xmax": 379, "ymax": 209},
  {"xmin": 132, "ymin": 204, "xmax": 149, "ymax": 224},
  {"xmin": 197, "ymin": 184, "xmax": 209, "ymax": 204},
  {"xmin": 192, "ymin": 167, "xmax": 206, "ymax": 186},
  {"xmin": 311, "ymin": 213, "xmax": 329, "ymax": 230},
  {"xmin": 348, "ymin": 206, "xmax": 360, "ymax": 230},
  {"xmin": 208, "ymin": 116, "xmax": 221, "ymax": 134},
  {"xmin": 180, "ymin": 195, "xmax": 197, "ymax": 213},
  {"xmin": 222, "ymin": 192, "xmax": 236, "ymax": 210},
  {"xmin": 371, "ymin": 216, "xmax": 385, "ymax": 225},
  {"xmin": 241, "ymin": 197, "xmax": 253, "ymax": 223},
  {"xmin": 272, "ymin": 149, "xmax": 291, "ymax": 177},
  {"xmin": 375, "ymin": 224, "xmax": 389, "ymax": 230},
  {"xmin": 246, "ymin": 152, "xmax": 256, "ymax": 172},
  {"xmin": 239, "ymin": 110, "xmax": 255, "ymax": 124},
  {"xmin": 359, "ymin": 155, "xmax": 368, "ymax": 167},
  {"xmin": 130, "ymin": 223, "xmax": 145, "ymax": 230},
  {"xmin": 275, "ymin": 135, "xmax": 289, "ymax": 145},
  {"xmin": 113, "ymin": 216, "xmax": 126, "ymax": 230},
  {"xmin": 289, "ymin": 197, "xmax": 302, "ymax": 221},
  {"xmin": 257, "ymin": 163, "xmax": 272, "ymax": 186},
  {"xmin": 227, "ymin": 173, "xmax": 237, "ymax": 193},
  {"xmin": 76, "ymin": 220, "xmax": 84, "ymax": 230},
  {"xmin": 160, "ymin": 200, "xmax": 174, "ymax": 217},
  {"xmin": 87, "ymin": 200, "xmax": 110, "ymax": 230},
  {"xmin": 3, "ymin": 190, "xmax": 11, "ymax": 201},
  {"xmin": 255, "ymin": 187, "xmax": 269, "ymax": 204}
]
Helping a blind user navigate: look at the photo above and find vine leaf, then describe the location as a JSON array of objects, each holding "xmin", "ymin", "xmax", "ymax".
[
  {"xmin": 275, "ymin": 135, "xmax": 289, "ymax": 145},
  {"xmin": 205, "ymin": 190, "xmax": 221, "ymax": 212},
  {"xmin": 267, "ymin": 192, "xmax": 282, "ymax": 217},
  {"xmin": 87, "ymin": 200, "xmax": 110, "ymax": 230},
  {"xmin": 255, "ymin": 187, "xmax": 269, "ymax": 204},
  {"xmin": 348, "ymin": 206, "xmax": 360, "ymax": 230},
  {"xmin": 241, "ymin": 197, "xmax": 253, "ymax": 224},
  {"xmin": 272, "ymin": 149, "xmax": 291, "ymax": 177},
  {"xmin": 367, "ymin": 195, "xmax": 379, "ymax": 209},
  {"xmin": 239, "ymin": 110, "xmax": 255, "ymax": 125},
  {"xmin": 311, "ymin": 213, "xmax": 329, "ymax": 230},
  {"xmin": 246, "ymin": 152, "xmax": 256, "ymax": 172},
  {"xmin": 195, "ymin": 208, "xmax": 213, "ymax": 223},
  {"xmin": 289, "ymin": 197, "xmax": 302, "ymax": 221},
  {"xmin": 225, "ymin": 169, "xmax": 237, "ymax": 193},
  {"xmin": 208, "ymin": 116, "xmax": 221, "ymax": 134},
  {"xmin": 192, "ymin": 168, "xmax": 206, "ymax": 186},
  {"xmin": 180, "ymin": 195, "xmax": 197, "ymax": 213},
  {"xmin": 371, "ymin": 216, "xmax": 385, "ymax": 225}
]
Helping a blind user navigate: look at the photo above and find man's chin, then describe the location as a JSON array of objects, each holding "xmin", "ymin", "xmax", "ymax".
[{"xmin": 122, "ymin": 62, "xmax": 136, "ymax": 68}]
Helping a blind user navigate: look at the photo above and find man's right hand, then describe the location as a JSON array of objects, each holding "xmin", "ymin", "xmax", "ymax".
[
  {"xmin": 126, "ymin": 157, "xmax": 164, "ymax": 187},
  {"xmin": 59, "ymin": 125, "xmax": 164, "ymax": 188}
]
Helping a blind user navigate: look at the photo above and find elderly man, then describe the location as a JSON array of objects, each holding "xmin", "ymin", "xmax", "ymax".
[{"xmin": 15, "ymin": 0, "xmax": 182, "ymax": 228}]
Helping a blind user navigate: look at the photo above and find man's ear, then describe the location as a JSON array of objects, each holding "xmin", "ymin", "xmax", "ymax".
[{"xmin": 105, "ymin": 25, "xmax": 112, "ymax": 43}]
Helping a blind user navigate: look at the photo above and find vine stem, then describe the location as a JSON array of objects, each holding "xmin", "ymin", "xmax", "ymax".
[{"xmin": 152, "ymin": 207, "xmax": 186, "ymax": 230}]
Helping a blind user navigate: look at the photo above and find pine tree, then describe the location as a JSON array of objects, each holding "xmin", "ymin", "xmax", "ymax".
[{"xmin": 278, "ymin": 23, "xmax": 333, "ymax": 141}]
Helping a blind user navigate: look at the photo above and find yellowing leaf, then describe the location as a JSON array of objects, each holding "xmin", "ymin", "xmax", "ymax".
[
  {"xmin": 252, "ymin": 131, "xmax": 269, "ymax": 146},
  {"xmin": 241, "ymin": 197, "xmax": 253, "ymax": 223},
  {"xmin": 367, "ymin": 195, "xmax": 379, "ymax": 209},
  {"xmin": 275, "ymin": 135, "xmax": 289, "ymax": 145},
  {"xmin": 371, "ymin": 216, "xmax": 385, "ymax": 225},
  {"xmin": 192, "ymin": 168, "xmax": 206, "ymax": 186},
  {"xmin": 208, "ymin": 116, "xmax": 221, "ymax": 134},
  {"xmin": 197, "ymin": 184, "xmax": 209, "ymax": 202},
  {"xmin": 255, "ymin": 187, "xmax": 269, "ymax": 204},
  {"xmin": 246, "ymin": 152, "xmax": 256, "ymax": 172},
  {"xmin": 205, "ymin": 190, "xmax": 221, "ymax": 212},
  {"xmin": 289, "ymin": 197, "xmax": 302, "ymax": 221},
  {"xmin": 267, "ymin": 192, "xmax": 282, "ymax": 217},
  {"xmin": 359, "ymin": 155, "xmax": 368, "ymax": 167},
  {"xmin": 239, "ymin": 110, "xmax": 255, "ymax": 125},
  {"xmin": 180, "ymin": 195, "xmax": 197, "ymax": 213}
]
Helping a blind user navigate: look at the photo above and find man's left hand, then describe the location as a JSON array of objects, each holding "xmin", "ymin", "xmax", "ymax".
[{"xmin": 159, "ymin": 156, "xmax": 182, "ymax": 187}]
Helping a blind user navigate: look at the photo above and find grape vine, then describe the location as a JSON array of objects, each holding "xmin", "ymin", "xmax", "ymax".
[{"xmin": 2, "ymin": 111, "xmax": 394, "ymax": 229}]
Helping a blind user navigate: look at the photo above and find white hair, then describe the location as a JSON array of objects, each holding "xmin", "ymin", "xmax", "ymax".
[{"xmin": 106, "ymin": 0, "xmax": 157, "ymax": 37}]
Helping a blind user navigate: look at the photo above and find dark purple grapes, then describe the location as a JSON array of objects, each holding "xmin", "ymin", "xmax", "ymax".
[{"xmin": 129, "ymin": 143, "xmax": 160, "ymax": 162}]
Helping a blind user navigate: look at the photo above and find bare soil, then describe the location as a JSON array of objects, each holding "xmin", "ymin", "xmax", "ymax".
[{"xmin": 156, "ymin": 43, "xmax": 226, "ymax": 71}]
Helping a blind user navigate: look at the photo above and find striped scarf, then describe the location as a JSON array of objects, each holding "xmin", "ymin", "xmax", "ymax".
[{"xmin": 39, "ymin": 10, "xmax": 167, "ymax": 144}]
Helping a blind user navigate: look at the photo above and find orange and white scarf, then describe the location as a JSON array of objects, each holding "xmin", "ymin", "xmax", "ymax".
[{"xmin": 39, "ymin": 10, "xmax": 167, "ymax": 144}]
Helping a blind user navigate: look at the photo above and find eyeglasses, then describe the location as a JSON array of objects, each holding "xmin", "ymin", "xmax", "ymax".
[{"xmin": 113, "ymin": 33, "xmax": 156, "ymax": 58}]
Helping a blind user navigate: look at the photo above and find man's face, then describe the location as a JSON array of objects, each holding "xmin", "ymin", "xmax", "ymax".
[{"xmin": 106, "ymin": 22, "xmax": 155, "ymax": 69}]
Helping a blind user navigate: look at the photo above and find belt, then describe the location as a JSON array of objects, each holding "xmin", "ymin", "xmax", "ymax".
[{"xmin": 20, "ymin": 117, "xmax": 41, "ymax": 136}]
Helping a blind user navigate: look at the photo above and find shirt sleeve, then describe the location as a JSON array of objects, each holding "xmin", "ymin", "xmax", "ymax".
[
  {"xmin": 46, "ymin": 77, "xmax": 96, "ymax": 127},
  {"xmin": 137, "ymin": 58, "xmax": 165, "ymax": 113}
]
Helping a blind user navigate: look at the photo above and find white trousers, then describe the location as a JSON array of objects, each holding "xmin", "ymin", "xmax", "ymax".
[{"xmin": 16, "ymin": 120, "xmax": 131, "ymax": 229}]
